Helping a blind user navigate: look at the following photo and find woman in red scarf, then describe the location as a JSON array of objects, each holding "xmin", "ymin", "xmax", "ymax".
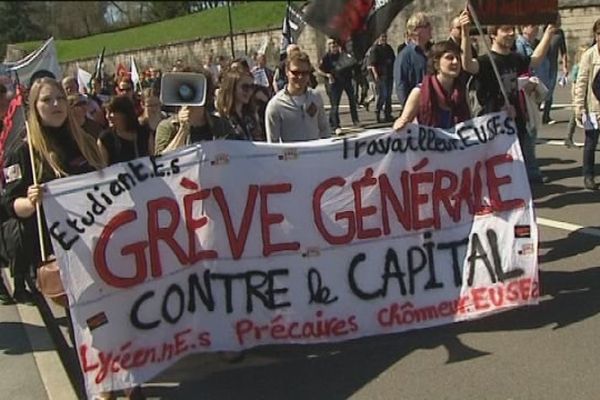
[{"xmin": 393, "ymin": 39, "xmax": 471, "ymax": 131}]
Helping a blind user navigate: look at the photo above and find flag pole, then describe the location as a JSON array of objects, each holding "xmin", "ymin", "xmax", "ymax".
[
  {"xmin": 227, "ymin": 1, "xmax": 235, "ymax": 59},
  {"xmin": 467, "ymin": 1, "xmax": 510, "ymax": 107},
  {"xmin": 286, "ymin": 0, "xmax": 292, "ymax": 44}
]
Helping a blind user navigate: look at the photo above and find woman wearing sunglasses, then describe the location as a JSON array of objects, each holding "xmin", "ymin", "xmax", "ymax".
[{"xmin": 216, "ymin": 67, "xmax": 264, "ymax": 141}]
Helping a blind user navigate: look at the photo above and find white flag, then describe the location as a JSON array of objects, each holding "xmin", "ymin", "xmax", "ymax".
[
  {"xmin": 76, "ymin": 64, "xmax": 92, "ymax": 94},
  {"xmin": 130, "ymin": 55, "xmax": 140, "ymax": 91},
  {"xmin": 6, "ymin": 37, "xmax": 62, "ymax": 87}
]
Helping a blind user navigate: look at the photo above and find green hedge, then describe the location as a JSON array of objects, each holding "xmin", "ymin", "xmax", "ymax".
[{"xmin": 17, "ymin": 1, "xmax": 291, "ymax": 62}]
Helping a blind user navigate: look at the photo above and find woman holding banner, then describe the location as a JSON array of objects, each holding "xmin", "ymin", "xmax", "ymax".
[
  {"xmin": 5, "ymin": 77, "xmax": 106, "ymax": 259},
  {"xmin": 3, "ymin": 77, "xmax": 106, "ymax": 319},
  {"xmin": 392, "ymin": 38, "xmax": 471, "ymax": 131},
  {"xmin": 393, "ymin": 10, "xmax": 475, "ymax": 132}
]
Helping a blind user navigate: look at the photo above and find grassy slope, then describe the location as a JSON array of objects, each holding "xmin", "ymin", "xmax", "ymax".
[{"xmin": 18, "ymin": 1, "xmax": 289, "ymax": 62}]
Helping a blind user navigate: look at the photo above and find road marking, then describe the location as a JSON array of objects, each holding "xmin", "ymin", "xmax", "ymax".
[
  {"xmin": 537, "ymin": 217, "xmax": 600, "ymax": 238},
  {"xmin": 540, "ymin": 139, "xmax": 584, "ymax": 147}
]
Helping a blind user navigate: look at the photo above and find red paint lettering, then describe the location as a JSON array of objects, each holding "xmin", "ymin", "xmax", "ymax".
[{"xmin": 260, "ymin": 183, "xmax": 300, "ymax": 256}]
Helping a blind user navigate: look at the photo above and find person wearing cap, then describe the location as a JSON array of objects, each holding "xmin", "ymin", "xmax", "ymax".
[{"xmin": 68, "ymin": 94, "xmax": 103, "ymax": 139}]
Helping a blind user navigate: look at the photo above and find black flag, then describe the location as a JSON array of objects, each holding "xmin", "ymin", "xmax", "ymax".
[
  {"xmin": 281, "ymin": 2, "xmax": 308, "ymax": 53},
  {"xmin": 304, "ymin": 0, "xmax": 413, "ymax": 62}
]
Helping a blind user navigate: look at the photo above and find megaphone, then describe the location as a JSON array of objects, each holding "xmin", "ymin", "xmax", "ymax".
[{"xmin": 160, "ymin": 72, "xmax": 207, "ymax": 106}]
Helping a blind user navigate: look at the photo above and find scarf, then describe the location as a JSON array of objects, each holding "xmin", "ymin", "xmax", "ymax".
[{"xmin": 418, "ymin": 74, "xmax": 470, "ymax": 128}]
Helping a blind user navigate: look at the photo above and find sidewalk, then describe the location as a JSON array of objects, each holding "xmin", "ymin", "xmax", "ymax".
[{"xmin": 0, "ymin": 269, "xmax": 78, "ymax": 400}]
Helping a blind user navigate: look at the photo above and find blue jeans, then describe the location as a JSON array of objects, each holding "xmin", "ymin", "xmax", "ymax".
[
  {"xmin": 541, "ymin": 67, "xmax": 557, "ymax": 122},
  {"xmin": 583, "ymin": 129, "xmax": 599, "ymax": 178},
  {"xmin": 376, "ymin": 77, "xmax": 393, "ymax": 117},
  {"xmin": 328, "ymin": 79, "xmax": 359, "ymax": 128}
]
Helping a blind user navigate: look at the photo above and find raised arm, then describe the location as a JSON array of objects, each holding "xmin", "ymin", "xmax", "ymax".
[
  {"xmin": 530, "ymin": 24, "xmax": 557, "ymax": 69},
  {"xmin": 460, "ymin": 9, "xmax": 479, "ymax": 74}
]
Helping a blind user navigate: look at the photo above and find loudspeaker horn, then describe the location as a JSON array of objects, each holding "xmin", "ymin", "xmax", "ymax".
[{"xmin": 160, "ymin": 72, "xmax": 207, "ymax": 106}]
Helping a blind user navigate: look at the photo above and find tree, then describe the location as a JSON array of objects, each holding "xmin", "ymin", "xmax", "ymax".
[
  {"xmin": 0, "ymin": 2, "xmax": 46, "ymax": 59},
  {"xmin": 148, "ymin": 2, "xmax": 191, "ymax": 20},
  {"xmin": 0, "ymin": 2, "xmax": 45, "ymax": 43}
]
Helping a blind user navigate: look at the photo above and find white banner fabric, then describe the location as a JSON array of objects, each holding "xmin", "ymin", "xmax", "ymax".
[
  {"xmin": 42, "ymin": 112, "xmax": 539, "ymax": 396},
  {"xmin": 7, "ymin": 37, "xmax": 62, "ymax": 86}
]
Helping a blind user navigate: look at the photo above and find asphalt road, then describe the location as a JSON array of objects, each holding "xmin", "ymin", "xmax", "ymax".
[{"xmin": 3, "ymin": 84, "xmax": 600, "ymax": 400}]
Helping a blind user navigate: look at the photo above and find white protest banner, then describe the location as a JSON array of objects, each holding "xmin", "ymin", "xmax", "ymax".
[
  {"xmin": 6, "ymin": 37, "xmax": 61, "ymax": 86},
  {"xmin": 42, "ymin": 112, "xmax": 538, "ymax": 397}
]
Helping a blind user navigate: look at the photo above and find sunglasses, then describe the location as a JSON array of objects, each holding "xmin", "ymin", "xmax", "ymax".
[{"xmin": 289, "ymin": 69, "xmax": 311, "ymax": 77}]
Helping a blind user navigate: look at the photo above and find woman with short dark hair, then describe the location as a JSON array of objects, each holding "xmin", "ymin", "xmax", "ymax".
[
  {"xmin": 393, "ymin": 39, "xmax": 470, "ymax": 131},
  {"xmin": 98, "ymin": 95, "xmax": 154, "ymax": 164}
]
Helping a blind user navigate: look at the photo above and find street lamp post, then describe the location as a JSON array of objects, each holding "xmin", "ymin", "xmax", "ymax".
[{"xmin": 227, "ymin": 1, "xmax": 235, "ymax": 59}]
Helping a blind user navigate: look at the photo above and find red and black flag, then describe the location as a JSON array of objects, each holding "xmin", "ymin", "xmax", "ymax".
[{"xmin": 304, "ymin": 0, "xmax": 413, "ymax": 62}]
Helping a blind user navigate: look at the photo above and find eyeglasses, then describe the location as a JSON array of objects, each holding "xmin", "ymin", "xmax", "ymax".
[
  {"xmin": 240, "ymin": 83, "xmax": 254, "ymax": 92},
  {"xmin": 119, "ymin": 87, "xmax": 132, "ymax": 92},
  {"xmin": 289, "ymin": 69, "xmax": 311, "ymax": 77},
  {"xmin": 416, "ymin": 23, "xmax": 431, "ymax": 29}
]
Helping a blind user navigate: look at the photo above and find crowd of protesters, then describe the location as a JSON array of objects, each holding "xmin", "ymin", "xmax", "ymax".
[{"xmin": 0, "ymin": 6, "xmax": 596, "ymax": 399}]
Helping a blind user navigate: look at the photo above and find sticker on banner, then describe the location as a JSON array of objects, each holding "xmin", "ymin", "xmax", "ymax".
[
  {"xmin": 302, "ymin": 246, "xmax": 321, "ymax": 257},
  {"xmin": 518, "ymin": 243, "xmax": 534, "ymax": 255},
  {"xmin": 86, "ymin": 312, "xmax": 109, "ymax": 331},
  {"xmin": 279, "ymin": 148, "xmax": 299, "ymax": 161},
  {"xmin": 3, "ymin": 164, "xmax": 22, "ymax": 183},
  {"xmin": 514, "ymin": 225, "xmax": 531, "ymax": 238},
  {"xmin": 211, "ymin": 153, "xmax": 230, "ymax": 166}
]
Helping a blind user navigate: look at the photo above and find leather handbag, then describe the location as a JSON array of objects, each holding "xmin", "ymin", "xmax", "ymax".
[
  {"xmin": 593, "ymin": 68, "xmax": 600, "ymax": 102},
  {"xmin": 36, "ymin": 258, "xmax": 68, "ymax": 307}
]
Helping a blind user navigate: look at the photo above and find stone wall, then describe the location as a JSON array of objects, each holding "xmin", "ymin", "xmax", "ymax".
[
  {"xmin": 55, "ymin": 1, "xmax": 599, "ymax": 79},
  {"xmin": 560, "ymin": 6, "xmax": 600, "ymax": 65},
  {"xmin": 62, "ymin": 28, "xmax": 284, "ymax": 77}
]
